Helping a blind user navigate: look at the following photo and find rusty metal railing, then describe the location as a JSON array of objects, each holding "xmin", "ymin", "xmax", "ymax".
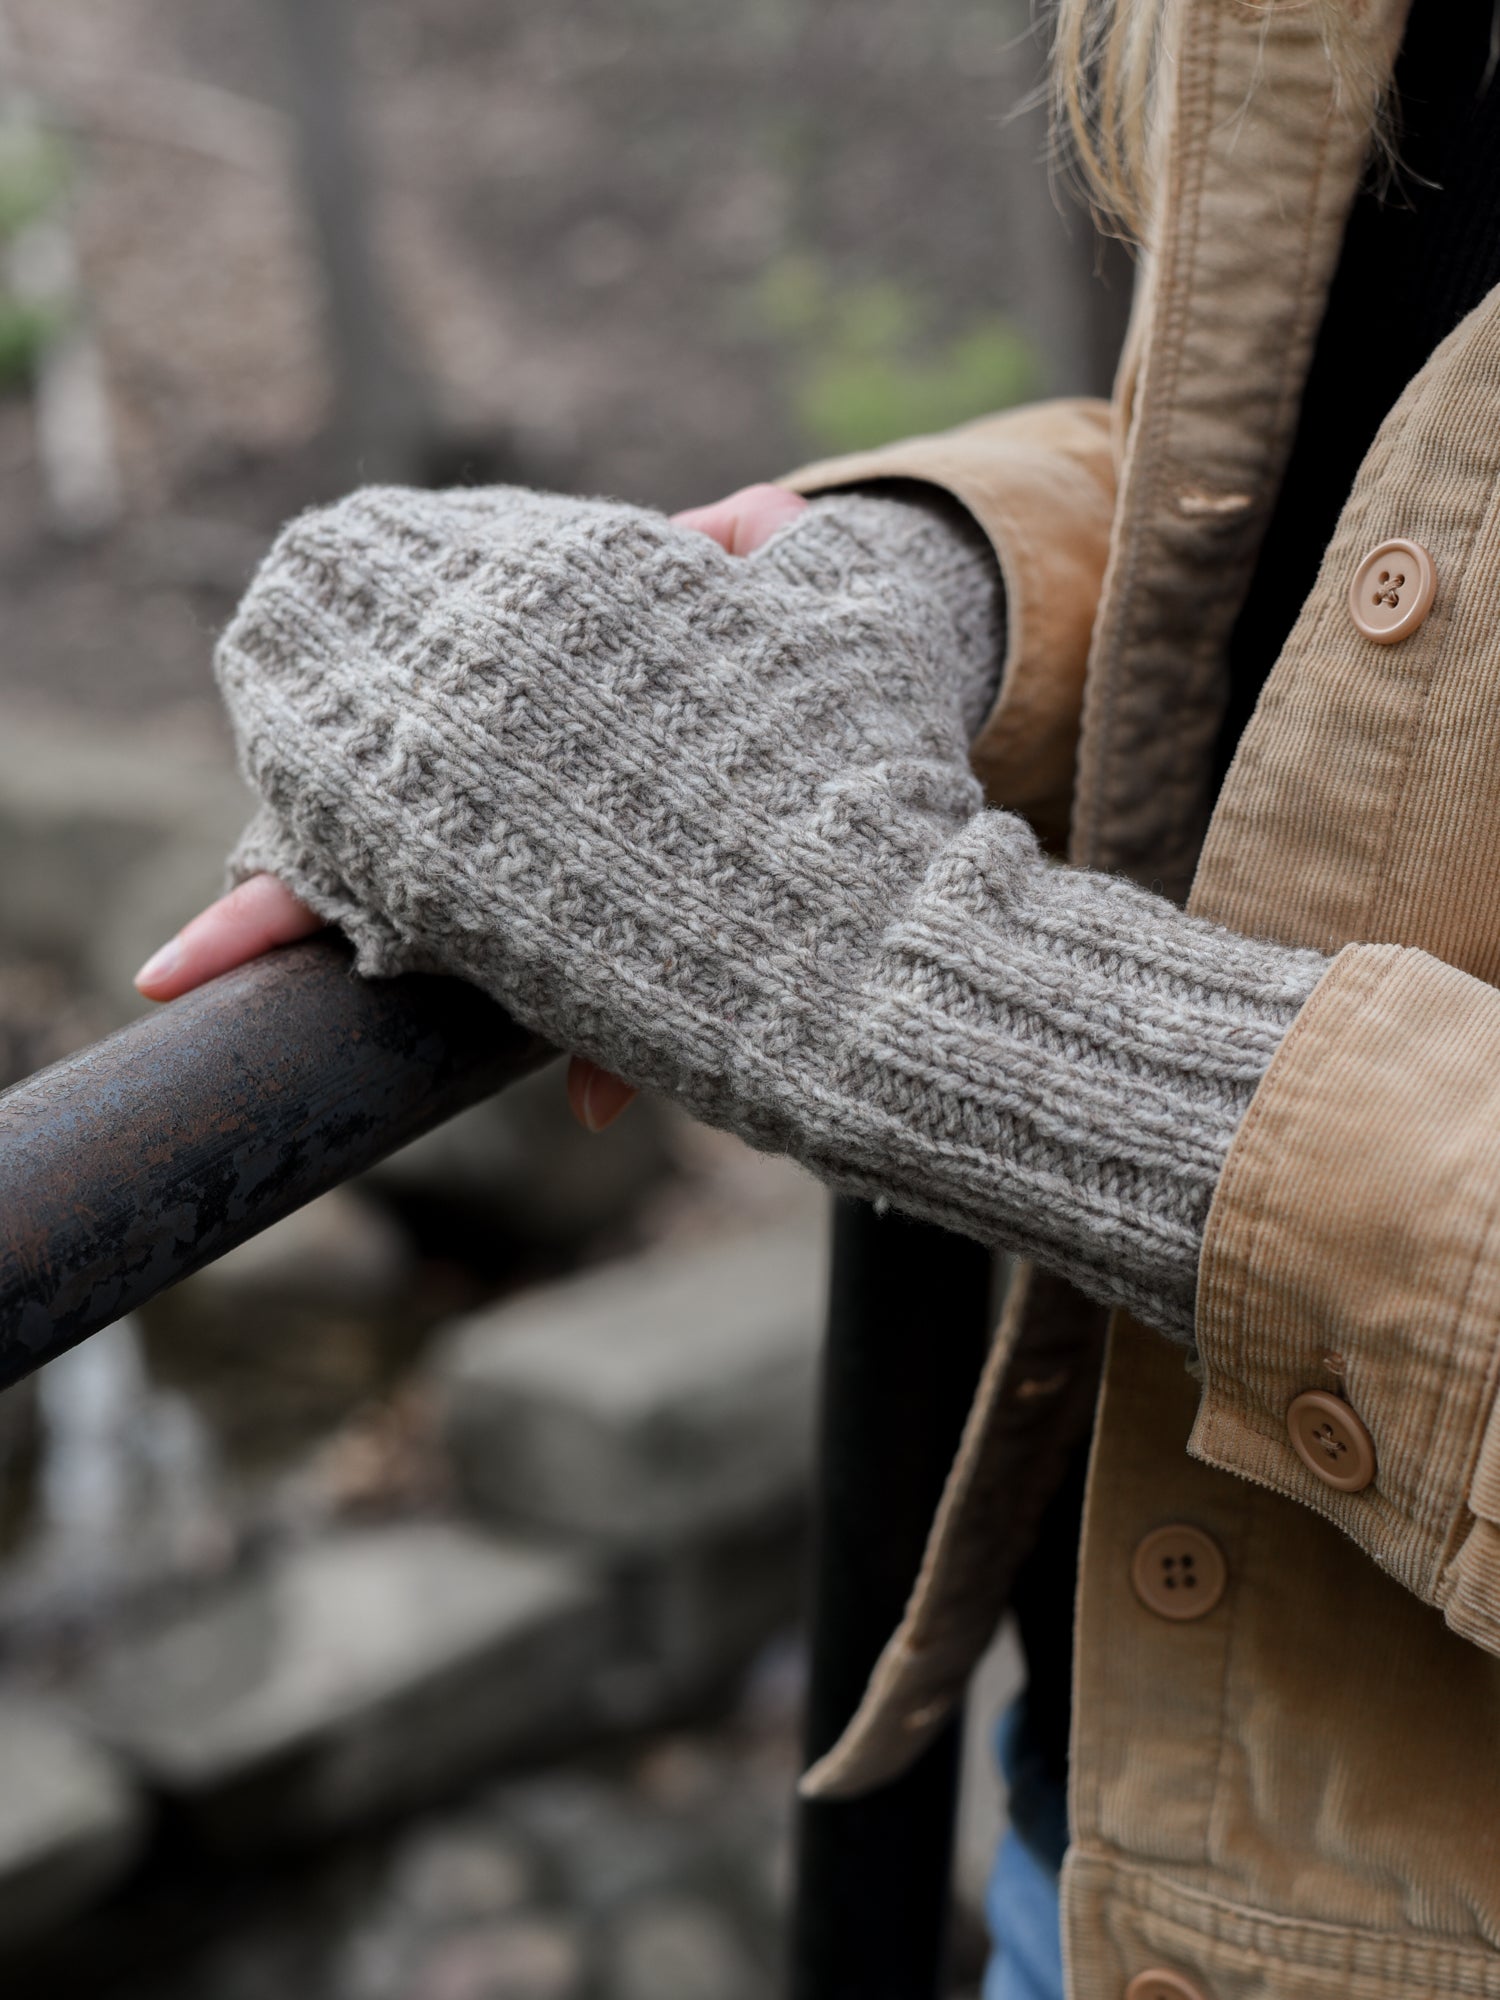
[
  {"xmin": 0, "ymin": 938, "xmax": 549, "ymax": 1388},
  {"xmin": 0, "ymin": 945, "xmax": 986, "ymax": 1997}
]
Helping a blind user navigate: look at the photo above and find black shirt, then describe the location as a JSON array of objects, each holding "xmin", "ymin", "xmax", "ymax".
[{"xmin": 1218, "ymin": 0, "xmax": 1500, "ymax": 767}]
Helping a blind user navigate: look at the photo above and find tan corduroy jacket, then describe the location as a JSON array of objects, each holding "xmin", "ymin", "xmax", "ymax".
[{"xmin": 786, "ymin": 2, "xmax": 1500, "ymax": 1994}]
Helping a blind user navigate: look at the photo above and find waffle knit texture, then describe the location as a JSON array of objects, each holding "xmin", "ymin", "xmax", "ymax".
[{"xmin": 216, "ymin": 484, "xmax": 1327, "ymax": 1341}]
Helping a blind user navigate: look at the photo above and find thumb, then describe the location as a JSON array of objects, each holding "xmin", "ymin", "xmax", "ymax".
[{"xmin": 672, "ymin": 483, "xmax": 808, "ymax": 557}]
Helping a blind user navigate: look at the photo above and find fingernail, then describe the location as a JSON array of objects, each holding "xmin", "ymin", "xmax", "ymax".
[
  {"xmin": 133, "ymin": 939, "xmax": 181, "ymax": 990},
  {"xmin": 580, "ymin": 1068, "xmax": 608, "ymax": 1133}
]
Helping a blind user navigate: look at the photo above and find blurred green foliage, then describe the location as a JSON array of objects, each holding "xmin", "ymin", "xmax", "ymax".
[
  {"xmin": 756, "ymin": 251, "xmax": 1040, "ymax": 456},
  {"xmin": 0, "ymin": 299, "xmax": 64, "ymax": 386},
  {"xmin": 0, "ymin": 116, "xmax": 70, "ymax": 237},
  {"xmin": 0, "ymin": 109, "xmax": 73, "ymax": 391}
]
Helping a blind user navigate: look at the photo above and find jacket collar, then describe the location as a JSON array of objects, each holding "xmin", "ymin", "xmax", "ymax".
[{"xmin": 1070, "ymin": 0, "xmax": 1411, "ymax": 900}]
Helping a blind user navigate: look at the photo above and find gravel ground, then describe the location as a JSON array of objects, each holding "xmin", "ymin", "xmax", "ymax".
[
  {"xmin": 4, "ymin": 1651, "xmax": 803, "ymax": 1999},
  {"xmin": 3, "ymin": 1641, "xmax": 993, "ymax": 2000}
]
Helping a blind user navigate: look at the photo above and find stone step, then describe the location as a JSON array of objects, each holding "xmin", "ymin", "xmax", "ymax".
[
  {"xmin": 0, "ymin": 1699, "xmax": 142, "ymax": 1952},
  {"xmin": 593, "ymin": 1516, "xmax": 808, "ymax": 1732},
  {"xmin": 69, "ymin": 1522, "xmax": 610, "ymax": 1849},
  {"xmin": 432, "ymin": 1220, "xmax": 826, "ymax": 1553},
  {"xmin": 0, "ymin": 703, "xmax": 249, "ymax": 1016}
]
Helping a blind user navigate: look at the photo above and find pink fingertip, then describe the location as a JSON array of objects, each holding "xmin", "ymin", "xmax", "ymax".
[
  {"xmin": 133, "ymin": 939, "xmax": 182, "ymax": 993},
  {"xmin": 580, "ymin": 1068, "xmax": 609, "ymax": 1133}
]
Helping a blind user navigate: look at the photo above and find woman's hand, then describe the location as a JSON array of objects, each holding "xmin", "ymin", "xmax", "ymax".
[
  {"xmin": 133, "ymin": 870, "xmax": 325, "ymax": 1001},
  {"xmin": 133, "ymin": 482, "xmax": 808, "ymax": 1133}
]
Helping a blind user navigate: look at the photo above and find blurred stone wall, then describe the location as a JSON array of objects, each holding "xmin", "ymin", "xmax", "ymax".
[
  {"xmin": 1, "ymin": 0, "xmax": 1123, "ymax": 697},
  {"xmin": 0, "ymin": 3, "xmax": 1112, "ymax": 1988},
  {"xmin": 0, "ymin": 0, "xmax": 1127, "ymax": 1021}
]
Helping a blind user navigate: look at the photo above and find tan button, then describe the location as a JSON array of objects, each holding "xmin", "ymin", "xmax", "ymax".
[
  {"xmin": 1124, "ymin": 1971, "xmax": 1207, "ymax": 2000},
  {"xmin": 1348, "ymin": 538, "xmax": 1436, "ymax": 643},
  {"xmin": 1130, "ymin": 1524, "xmax": 1227, "ymax": 1621},
  {"xmin": 1287, "ymin": 1389, "xmax": 1376, "ymax": 1492}
]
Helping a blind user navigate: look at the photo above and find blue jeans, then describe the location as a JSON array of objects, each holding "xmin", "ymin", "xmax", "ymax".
[
  {"xmin": 983, "ymin": 1702, "xmax": 1065, "ymax": 2000},
  {"xmin": 983, "ymin": 1829, "xmax": 1064, "ymax": 2000}
]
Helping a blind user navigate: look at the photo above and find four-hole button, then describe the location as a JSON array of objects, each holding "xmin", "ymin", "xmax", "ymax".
[
  {"xmin": 1287, "ymin": 1390, "xmax": 1376, "ymax": 1492},
  {"xmin": 1348, "ymin": 538, "xmax": 1436, "ymax": 643},
  {"xmin": 1130, "ymin": 1524, "xmax": 1227, "ymax": 1621}
]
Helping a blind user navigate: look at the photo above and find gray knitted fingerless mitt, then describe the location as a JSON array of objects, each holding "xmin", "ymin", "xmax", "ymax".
[{"xmin": 216, "ymin": 484, "xmax": 1327, "ymax": 1342}]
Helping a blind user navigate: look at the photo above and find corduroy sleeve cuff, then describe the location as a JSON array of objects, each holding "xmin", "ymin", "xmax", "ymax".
[
  {"xmin": 1190, "ymin": 941, "xmax": 1500, "ymax": 1655},
  {"xmin": 782, "ymin": 397, "xmax": 1116, "ymax": 849}
]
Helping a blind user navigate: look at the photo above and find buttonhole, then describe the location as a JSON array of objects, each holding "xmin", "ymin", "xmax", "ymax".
[
  {"xmin": 1014, "ymin": 1371, "xmax": 1067, "ymax": 1402},
  {"xmin": 1175, "ymin": 487, "xmax": 1253, "ymax": 518}
]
